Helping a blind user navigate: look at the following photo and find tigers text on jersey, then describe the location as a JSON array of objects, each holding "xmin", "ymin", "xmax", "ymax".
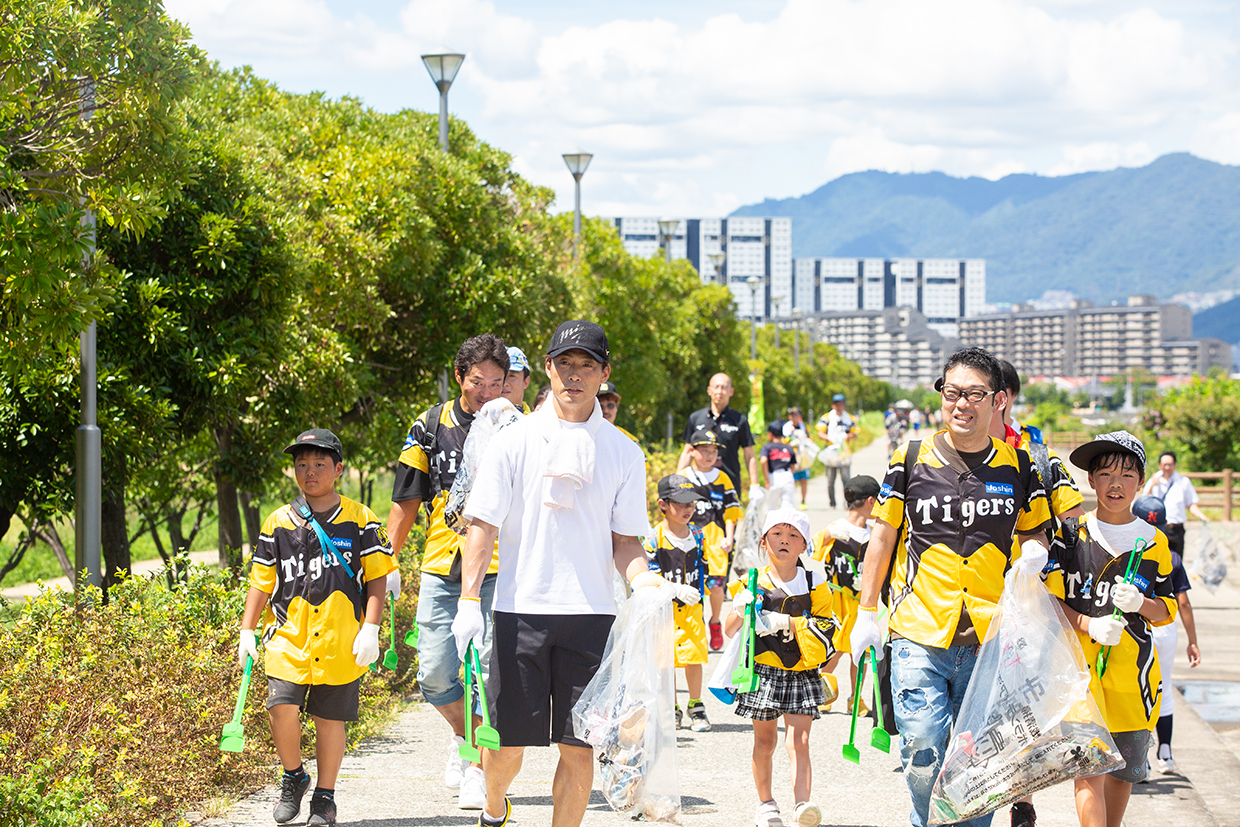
[
  {"xmin": 1045, "ymin": 513, "xmax": 1176, "ymax": 731},
  {"xmin": 728, "ymin": 562, "xmax": 838, "ymax": 672},
  {"xmin": 391, "ymin": 398, "xmax": 498, "ymax": 578},
  {"xmin": 874, "ymin": 435, "xmax": 1052, "ymax": 649},
  {"xmin": 644, "ymin": 521, "xmax": 710, "ymax": 666},
  {"xmin": 683, "ymin": 466, "xmax": 743, "ymax": 534},
  {"xmin": 249, "ymin": 495, "xmax": 396, "ymax": 686}
]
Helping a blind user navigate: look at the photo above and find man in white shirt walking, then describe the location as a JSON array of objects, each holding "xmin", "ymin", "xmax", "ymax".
[
  {"xmin": 451, "ymin": 320, "xmax": 657, "ymax": 827},
  {"xmin": 816, "ymin": 393, "xmax": 855, "ymax": 508},
  {"xmin": 1143, "ymin": 450, "xmax": 1210, "ymax": 556}
]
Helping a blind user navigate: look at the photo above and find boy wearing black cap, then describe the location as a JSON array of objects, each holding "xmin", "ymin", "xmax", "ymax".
[
  {"xmin": 1043, "ymin": 432, "xmax": 1176, "ymax": 827},
  {"xmin": 684, "ymin": 429, "xmax": 742, "ymax": 651},
  {"xmin": 645, "ymin": 474, "xmax": 714, "ymax": 732},
  {"xmin": 760, "ymin": 421, "xmax": 798, "ymax": 511},
  {"xmin": 239, "ymin": 429, "xmax": 395, "ymax": 826}
]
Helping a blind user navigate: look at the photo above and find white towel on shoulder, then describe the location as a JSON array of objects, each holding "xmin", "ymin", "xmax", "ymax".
[{"xmin": 535, "ymin": 398, "xmax": 603, "ymax": 509}]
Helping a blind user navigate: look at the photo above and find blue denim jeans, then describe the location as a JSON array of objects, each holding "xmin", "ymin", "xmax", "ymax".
[
  {"xmin": 890, "ymin": 637, "xmax": 993, "ymax": 827},
  {"xmin": 415, "ymin": 572, "xmax": 497, "ymax": 708}
]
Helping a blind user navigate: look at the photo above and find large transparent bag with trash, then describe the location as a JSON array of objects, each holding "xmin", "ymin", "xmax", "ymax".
[
  {"xmin": 735, "ymin": 491, "xmax": 769, "ymax": 577},
  {"xmin": 928, "ymin": 567, "xmax": 1123, "ymax": 824},
  {"xmin": 443, "ymin": 398, "xmax": 522, "ymax": 534},
  {"xmin": 572, "ymin": 583, "xmax": 681, "ymax": 822},
  {"xmin": 1188, "ymin": 522, "xmax": 1228, "ymax": 593}
]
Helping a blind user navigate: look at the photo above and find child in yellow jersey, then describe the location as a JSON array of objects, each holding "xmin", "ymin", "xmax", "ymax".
[
  {"xmin": 1044, "ymin": 432, "xmax": 1175, "ymax": 827},
  {"xmin": 725, "ymin": 508, "xmax": 838, "ymax": 827},
  {"xmin": 683, "ymin": 429, "xmax": 743, "ymax": 651},
  {"xmin": 809, "ymin": 475, "xmax": 879, "ymax": 714},
  {"xmin": 644, "ymin": 474, "xmax": 713, "ymax": 732},
  {"xmin": 239, "ymin": 429, "xmax": 395, "ymax": 827}
]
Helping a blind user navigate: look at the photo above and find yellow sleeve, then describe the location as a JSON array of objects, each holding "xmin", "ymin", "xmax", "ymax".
[
  {"xmin": 791, "ymin": 576, "xmax": 839, "ymax": 668},
  {"xmin": 872, "ymin": 443, "xmax": 910, "ymax": 529},
  {"xmin": 248, "ymin": 510, "xmax": 281, "ymax": 594},
  {"xmin": 810, "ymin": 530, "xmax": 829, "ymax": 562},
  {"xmin": 1150, "ymin": 533, "xmax": 1178, "ymax": 627},
  {"xmin": 701, "ymin": 523, "xmax": 728, "ymax": 578},
  {"xmin": 358, "ymin": 505, "xmax": 397, "ymax": 583},
  {"xmin": 396, "ymin": 410, "xmax": 432, "ymax": 473}
]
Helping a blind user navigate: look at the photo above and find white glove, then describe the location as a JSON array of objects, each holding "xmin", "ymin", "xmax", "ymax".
[
  {"xmin": 674, "ymin": 584, "xmax": 703, "ymax": 604},
  {"xmin": 719, "ymin": 535, "xmax": 734, "ymax": 554},
  {"xmin": 237, "ymin": 629, "xmax": 259, "ymax": 667},
  {"xmin": 352, "ymin": 622, "xmax": 381, "ymax": 667},
  {"xmin": 1013, "ymin": 540, "xmax": 1048, "ymax": 577},
  {"xmin": 748, "ymin": 485, "xmax": 765, "ymax": 503},
  {"xmin": 451, "ymin": 598, "xmax": 486, "ymax": 661},
  {"xmin": 385, "ymin": 569, "xmax": 402, "ymax": 600},
  {"xmin": 1087, "ymin": 615, "xmax": 1124, "ymax": 647},
  {"xmin": 850, "ymin": 607, "xmax": 882, "ymax": 661},
  {"xmin": 761, "ymin": 612, "xmax": 792, "ymax": 635},
  {"xmin": 732, "ymin": 589, "xmax": 756, "ymax": 609},
  {"xmin": 829, "ymin": 521, "xmax": 852, "ymax": 541},
  {"xmin": 630, "ymin": 571, "xmax": 667, "ymax": 590},
  {"xmin": 1110, "ymin": 579, "xmax": 1144, "ymax": 613}
]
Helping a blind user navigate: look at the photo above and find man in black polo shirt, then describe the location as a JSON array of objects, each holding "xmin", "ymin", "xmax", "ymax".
[{"xmin": 677, "ymin": 372, "xmax": 759, "ymax": 499}]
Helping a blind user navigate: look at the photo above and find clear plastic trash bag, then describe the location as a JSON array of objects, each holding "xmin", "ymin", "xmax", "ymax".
[
  {"xmin": 1188, "ymin": 523, "xmax": 1227, "ymax": 593},
  {"xmin": 736, "ymin": 493, "xmax": 769, "ymax": 574},
  {"xmin": 443, "ymin": 398, "xmax": 521, "ymax": 534},
  {"xmin": 572, "ymin": 583, "xmax": 681, "ymax": 822},
  {"xmin": 928, "ymin": 567, "xmax": 1123, "ymax": 824}
]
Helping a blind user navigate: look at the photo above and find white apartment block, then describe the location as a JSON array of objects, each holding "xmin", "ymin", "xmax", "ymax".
[
  {"xmin": 792, "ymin": 257, "xmax": 986, "ymax": 338},
  {"xmin": 811, "ymin": 307, "xmax": 963, "ymax": 389},
  {"xmin": 958, "ymin": 295, "xmax": 1232, "ymax": 378},
  {"xmin": 607, "ymin": 216, "xmax": 794, "ymax": 319}
]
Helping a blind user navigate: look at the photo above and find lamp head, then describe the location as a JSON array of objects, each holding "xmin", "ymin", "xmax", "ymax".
[
  {"xmin": 421, "ymin": 53, "xmax": 465, "ymax": 91},
  {"xmin": 562, "ymin": 152, "xmax": 593, "ymax": 179}
]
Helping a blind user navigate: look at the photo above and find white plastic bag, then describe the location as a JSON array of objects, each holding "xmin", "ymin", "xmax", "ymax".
[
  {"xmin": 572, "ymin": 583, "xmax": 681, "ymax": 822},
  {"xmin": 928, "ymin": 568, "xmax": 1123, "ymax": 824},
  {"xmin": 736, "ymin": 494, "xmax": 769, "ymax": 574},
  {"xmin": 707, "ymin": 628, "xmax": 745, "ymax": 704},
  {"xmin": 443, "ymin": 398, "xmax": 521, "ymax": 533},
  {"xmin": 1188, "ymin": 523, "xmax": 1227, "ymax": 593}
]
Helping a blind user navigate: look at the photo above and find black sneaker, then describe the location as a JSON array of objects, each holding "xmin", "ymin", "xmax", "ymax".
[
  {"xmin": 307, "ymin": 793, "xmax": 337, "ymax": 826},
  {"xmin": 675, "ymin": 705, "xmax": 683, "ymax": 729},
  {"xmin": 687, "ymin": 702, "xmax": 711, "ymax": 732},
  {"xmin": 1010, "ymin": 801, "xmax": 1036, "ymax": 827},
  {"xmin": 273, "ymin": 772, "xmax": 311, "ymax": 824}
]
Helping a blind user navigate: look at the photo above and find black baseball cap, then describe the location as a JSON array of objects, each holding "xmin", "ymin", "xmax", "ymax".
[
  {"xmin": 546, "ymin": 320, "xmax": 609, "ymax": 364},
  {"xmin": 1069, "ymin": 430, "xmax": 1146, "ymax": 476},
  {"xmin": 597, "ymin": 381, "xmax": 621, "ymax": 399},
  {"xmin": 658, "ymin": 474, "xmax": 705, "ymax": 504},
  {"xmin": 844, "ymin": 475, "xmax": 881, "ymax": 501},
  {"xmin": 787, "ymin": 406, "xmax": 802, "ymax": 416},
  {"xmin": 1132, "ymin": 496, "xmax": 1167, "ymax": 528},
  {"xmin": 284, "ymin": 428, "xmax": 343, "ymax": 462},
  {"xmin": 767, "ymin": 420, "xmax": 784, "ymax": 436},
  {"xmin": 691, "ymin": 429, "xmax": 720, "ymax": 447}
]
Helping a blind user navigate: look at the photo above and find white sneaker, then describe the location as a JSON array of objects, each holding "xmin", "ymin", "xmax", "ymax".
[
  {"xmin": 792, "ymin": 801, "xmax": 822, "ymax": 827},
  {"xmin": 755, "ymin": 800, "xmax": 784, "ymax": 827},
  {"xmin": 1156, "ymin": 755, "xmax": 1179, "ymax": 774},
  {"xmin": 458, "ymin": 766, "xmax": 486, "ymax": 810},
  {"xmin": 445, "ymin": 735, "xmax": 468, "ymax": 788}
]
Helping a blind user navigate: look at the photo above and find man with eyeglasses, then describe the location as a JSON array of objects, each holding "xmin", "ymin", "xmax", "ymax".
[{"xmin": 851, "ymin": 347, "xmax": 1053, "ymax": 827}]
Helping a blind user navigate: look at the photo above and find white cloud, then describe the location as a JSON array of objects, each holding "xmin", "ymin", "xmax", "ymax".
[{"xmin": 165, "ymin": 0, "xmax": 1240, "ymax": 215}]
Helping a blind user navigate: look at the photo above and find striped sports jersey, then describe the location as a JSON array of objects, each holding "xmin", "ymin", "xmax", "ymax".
[
  {"xmin": 874, "ymin": 433, "xmax": 1052, "ymax": 648},
  {"xmin": 1017, "ymin": 425, "xmax": 1083, "ymax": 519},
  {"xmin": 1045, "ymin": 513, "xmax": 1176, "ymax": 731},
  {"xmin": 250, "ymin": 496, "xmax": 395, "ymax": 685},
  {"xmin": 683, "ymin": 465, "xmax": 743, "ymax": 533},
  {"xmin": 391, "ymin": 398, "xmax": 498, "ymax": 578},
  {"xmin": 728, "ymin": 563, "xmax": 838, "ymax": 671},
  {"xmin": 644, "ymin": 521, "xmax": 706, "ymax": 603},
  {"xmin": 811, "ymin": 520, "xmax": 869, "ymax": 596}
]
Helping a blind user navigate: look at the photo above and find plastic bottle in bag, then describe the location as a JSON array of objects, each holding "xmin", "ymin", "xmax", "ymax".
[
  {"xmin": 571, "ymin": 583, "xmax": 681, "ymax": 822},
  {"xmin": 928, "ymin": 567, "xmax": 1123, "ymax": 824},
  {"xmin": 443, "ymin": 398, "xmax": 521, "ymax": 534}
]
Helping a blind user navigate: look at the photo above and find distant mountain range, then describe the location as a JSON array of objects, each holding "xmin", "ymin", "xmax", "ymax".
[
  {"xmin": 732, "ymin": 153, "xmax": 1240, "ymax": 309},
  {"xmin": 1193, "ymin": 295, "xmax": 1240, "ymax": 346}
]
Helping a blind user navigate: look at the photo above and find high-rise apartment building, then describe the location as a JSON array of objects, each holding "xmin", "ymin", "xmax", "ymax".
[
  {"xmin": 811, "ymin": 307, "xmax": 963, "ymax": 388},
  {"xmin": 607, "ymin": 216, "xmax": 793, "ymax": 319},
  {"xmin": 792, "ymin": 257, "xmax": 986, "ymax": 337}
]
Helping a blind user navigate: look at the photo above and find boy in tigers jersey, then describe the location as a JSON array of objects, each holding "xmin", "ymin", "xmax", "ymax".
[
  {"xmin": 644, "ymin": 474, "xmax": 713, "ymax": 732},
  {"xmin": 1045, "ymin": 432, "xmax": 1175, "ymax": 827},
  {"xmin": 240, "ymin": 429, "xmax": 395, "ymax": 826},
  {"xmin": 810, "ymin": 475, "xmax": 880, "ymax": 714},
  {"xmin": 725, "ymin": 508, "xmax": 838, "ymax": 827},
  {"xmin": 682, "ymin": 429, "xmax": 742, "ymax": 651}
]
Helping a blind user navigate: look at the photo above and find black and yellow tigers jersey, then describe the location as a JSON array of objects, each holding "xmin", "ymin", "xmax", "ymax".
[
  {"xmin": 391, "ymin": 398, "xmax": 498, "ymax": 578},
  {"xmin": 1045, "ymin": 513, "xmax": 1176, "ymax": 731},
  {"xmin": 683, "ymin": 466, "xmax": 743, "ymax": 534},
  {"xmin": 728, "ymin": 562, "xmax": 838, "ymax": 671},
  {"xmin": 249, "ymin": 495, "xmax": 395, "ymax": 685},
  {"xmin": 874, "ymin": 433, "xmax": 1052, "ymax": 648},
  {"xmin": 643, "ymin": 521, "xmax": 707, "ymax": 601}
]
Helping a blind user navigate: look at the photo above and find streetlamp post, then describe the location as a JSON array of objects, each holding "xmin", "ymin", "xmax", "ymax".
[
  {"xmin": 707, "ymin": 251, "xmax": 726, "ymax": 284},
  {"xmin": 806, "ymin": 313, "xmax": 814, "ymax": 369},
  {"xmin": 657, "ymin": 218, "xmax": 679, "ymax": 264},
  {"xmin": 75, "ymin": 77, "xmax": 100, "ymax": 596},
  {"xmin": 793, "ymin": 308, "xmax": 802, "ymax": 371},
  {"xmin": 747, "ymin": 276, "xmax": 761, "ymax": 360},
  {"xmin": 420, "ymin": 53, "xmax": 465, "ymax": 152},
  {"xmin": 562, "ymin": 152, "xmax": 593, "ymax": 258},
  {"xmin": 772, "ymin": 295, "xmax": 783, "ymax": 348}
]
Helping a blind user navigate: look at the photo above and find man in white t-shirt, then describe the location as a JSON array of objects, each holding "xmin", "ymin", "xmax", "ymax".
[
  {"xmin": 1143, "ymin": 450, "xmax": 1209, "ymax": 556},
  {"xmin": 451, "ymin": 320, "xmax": 656, "ymax": 827},
  {"xmin": 815, "ymin": 393, "xmax": 855, "ymax": 508}
]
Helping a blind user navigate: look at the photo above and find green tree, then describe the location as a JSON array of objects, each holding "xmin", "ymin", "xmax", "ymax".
[{"xmin": 1143, "ymin": 377, "xmax": 1240, "ymax": 472}]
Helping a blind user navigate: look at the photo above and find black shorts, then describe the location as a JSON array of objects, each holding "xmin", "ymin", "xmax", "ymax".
[
  {"xmin": 489, "ymin": 611, "xmax": 614, "ymax": 748},
  {"xmin": 266, "ymin": 676, "xmax": 361, "ymax": 722}
]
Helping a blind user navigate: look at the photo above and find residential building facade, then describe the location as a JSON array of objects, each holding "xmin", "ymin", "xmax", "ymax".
[{"xmin": 811, "ymin": 307, "xmax": 963, "ymax": 388}]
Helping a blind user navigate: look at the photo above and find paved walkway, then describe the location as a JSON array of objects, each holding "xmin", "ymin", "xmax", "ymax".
[{"xmin": 201, "ymin": 434, "xmax": 1240, "ymax": 827}]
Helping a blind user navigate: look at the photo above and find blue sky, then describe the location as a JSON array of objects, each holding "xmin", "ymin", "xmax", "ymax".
[{"xmin": 167, "ymin": 0, "xmax": 1240, "ymax": 217}]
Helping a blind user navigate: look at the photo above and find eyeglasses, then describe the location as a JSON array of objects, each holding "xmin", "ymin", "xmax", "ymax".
[{"xmin": 940, "ymin": 386, "xmax": 996, "ymax": 403}]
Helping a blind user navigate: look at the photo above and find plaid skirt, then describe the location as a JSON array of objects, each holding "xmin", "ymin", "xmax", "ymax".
[{"xmin": 735, "ymin": 663, "xmax": 824, "ymax": 721}]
